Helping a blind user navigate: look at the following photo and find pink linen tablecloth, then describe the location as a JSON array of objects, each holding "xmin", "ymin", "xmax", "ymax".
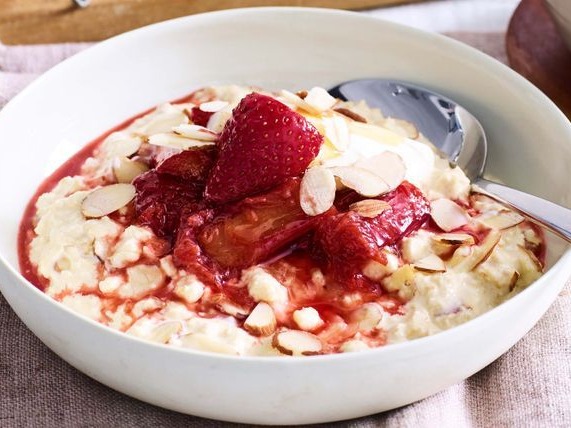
[{"xmin": 1, "ymin": 33, "xmax": 570, "ymax": 427}]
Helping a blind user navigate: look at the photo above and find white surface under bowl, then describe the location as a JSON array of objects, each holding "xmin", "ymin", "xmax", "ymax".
[
  {"xmin": 0, "ymin": 8, "xmax": 570, "ymax": 425},
  {"xmin": 546, "ymin": 0, "xmax": 571, "ymax": 50}
]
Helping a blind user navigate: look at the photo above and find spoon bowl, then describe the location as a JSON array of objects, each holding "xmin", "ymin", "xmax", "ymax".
[{"xmin": 330, "ymin": 78, "xmax": 571, "ymax": 242}]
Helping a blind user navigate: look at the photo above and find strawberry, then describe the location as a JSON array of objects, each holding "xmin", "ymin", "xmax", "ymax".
[
  {"xmin": 204, "ymin": 93, "xmax": 324, "ymax": 204},
  {"xmin": 133, "ymin": 170, "xmax": 203, "ymax": 239},
  {"xmin": 190, "ymin": 106, "xmax": 214, "ymax": 127},
  {"xmin": 155, "ymin": 147, "xmax": 216, "ymax": 182},
  {"xmin": 314, "ymin": 181, "xmax": 430, "ymax": 291},
  {"xmin": 197, "ymin": 178, "xmax": 326, "ymax": 268},
  {"xmin": 172, "ymin": 208, "xmax": 220, "ymax": 286}
]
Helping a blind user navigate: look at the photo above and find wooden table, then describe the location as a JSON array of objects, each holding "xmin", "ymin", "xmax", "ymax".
[{"xmin": 0, "ymin": 0, "xmax": 424, "ymax": 44}]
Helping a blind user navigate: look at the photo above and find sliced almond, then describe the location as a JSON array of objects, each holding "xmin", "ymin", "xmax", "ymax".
[
  {"xmin": 199, "ymin": 100, "xmax": 229, "ymax": 113},
  {"xmin": 413, "ymin": 254, "xmax": 446, "ymax": 273},
  {"xmin": 355, "ymin": 151, "xmax": 406, "ymax": 191},
  {"xmin": 172, "ymin": 123, "xmax": 218, "ymax": 141},
  {"xmin": 452, "ymin": 230, "xmax": 501, "ymax": 272},
  {"xmin": 322, "ymin": 115, "xmax": 350, "ymax": 151},
  {"xmin": 279, "ymin": 90, "xmax": 321, "ymax": 115},
  {"xmin": 211, "ymin": 294, "xmax": 251, "ymax": 318},
  {"xmin": 431, "ymin": 233, "xmax": 475, "ymax": 246},
  {"xmin": 82, "ymin": 183, "xmax": 136, "ymax": 218},
  {"xmin": 206, "ymin": 109, "xmax": 232, "ymax": 133},
  {"xmin": 333, "ymin": 107, "xmax": 367, "ymax": 123},
  {"xmin": 113, "ymin": 157, "xmax": 149, "ymax": 183},
  {"xmin": 300, "ymin": 167, "xmax": 336, "ymax": 216},
  {"xmin": 320, "ymin": 150, "xmax": 360, "ymax": 168},
  {"xmin": 430, "ymin": 199, "xmax": 470, "ymax": 232},
  {"xmin": 349, "ymin": 199, "xmax": 391, "ymax": 218},
  {"xmin": 509, "ymin": 270, "xmax": 520, "ymax": 291},
  {"xmin": 138, "ymin": 108, "xmax": 189, "ymax": 136},
  {"xmin": 102, "ymin": 132, "xmax": 142, "ymax": 158},
  {"xmin": 148, "ymin": 321, "xmax": 181, "ymax": 344},
  {"xmin": 330, "ymin": 166, "xmax": 389, "ymax": 197},
  {"xmin": 304, "ymin": 87, "xmax": 337, "ymax": 113},
  {"xmin": 296, "ymin": 90, "xmax": 308, "ymax": 99},
  {"xmin": 148, "ymin": 132, "xmax": 215, "ymax": 150},
  {"xmin": 272, "ymin": 330, "xmax": 322, "ymax": 356},
  {"xmin": 518, "ymin": 245, "xmax": 543, "ymax": 272},
  {"xmin": 478, "ymin": 211, "xmax": 525, "ymax": 230},
  {"xmin": 244, "ymin": 302, "xmax": 277, "ymax": 336}
]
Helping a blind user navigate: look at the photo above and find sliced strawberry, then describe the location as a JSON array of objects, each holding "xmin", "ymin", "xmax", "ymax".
[
  {"xmin": 133, "ymin": 170, "xmax": 203, "ymax": 239},
  {"xmin": 155, "ymin": 147, "xmax": 216, "ymax": 182},
  {"xmin": 190, "ymin": 106, "xmax": 214, "ymax": 127},
  {"xmin": 315, "ymin": 181, "xmax": 430, "ymax": 291},
  {"xmin": 198, "ymin": 177, "xmax": 326, "ymax": 268},
  {"xmin": 172, "ymin": 208, "xmax": 221, "ymax": 287},
  {"xmin": 204, "ymin": 93, "xmax": 324, "ymax": 204}
]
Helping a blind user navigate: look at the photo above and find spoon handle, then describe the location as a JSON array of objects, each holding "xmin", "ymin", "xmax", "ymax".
[{"xmin": 473, "ymin": 177, "xmax": 571, "ymax": 243}]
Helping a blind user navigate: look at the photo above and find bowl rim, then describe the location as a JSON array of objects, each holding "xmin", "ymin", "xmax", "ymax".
[{"xmin": 1, "ymin": 6, "xmax": 570, "ymax": 364}]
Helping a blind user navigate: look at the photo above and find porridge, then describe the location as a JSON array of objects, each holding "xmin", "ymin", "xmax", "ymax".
[{"xmin": 18, "ymin": 85, "xmax": 544, "ymax": 356}]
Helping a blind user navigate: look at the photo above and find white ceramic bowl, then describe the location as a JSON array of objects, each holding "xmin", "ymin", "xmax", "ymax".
[
  {"xmin": 546, "ymin": 0, "xmax": 571, "ymax": 50},
  {"xmin": 1, "ymin": 8, "xmax": 570, "ymax": 425}
]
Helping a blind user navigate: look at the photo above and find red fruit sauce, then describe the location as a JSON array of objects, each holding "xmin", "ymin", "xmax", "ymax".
[{"xmin": 17, "ymin": 88, "xmax": 546, "ymax": 353}]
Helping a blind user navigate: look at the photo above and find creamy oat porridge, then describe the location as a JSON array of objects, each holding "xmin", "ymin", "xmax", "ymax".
[{"xmin": 18, "ymin": 85, "xmax": 544, "ymax": 356}]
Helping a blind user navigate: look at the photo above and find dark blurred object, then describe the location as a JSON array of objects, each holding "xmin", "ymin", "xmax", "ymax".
[
  {"xmin": 506, "ymin": 0, "xmax": 571, "ymax": 119},
  {"xmin": 0, "ymin": 0, "xmax": 424, "ymax": 44}
]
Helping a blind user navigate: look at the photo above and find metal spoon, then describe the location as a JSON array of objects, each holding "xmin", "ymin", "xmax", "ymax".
[{"xmin": 329, "ymin": 79, "xmax": 571, "ymax": 242}]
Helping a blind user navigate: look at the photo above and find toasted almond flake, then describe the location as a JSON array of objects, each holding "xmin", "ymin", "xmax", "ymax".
[
  {"xmin": 172, "ymin": 123, "xmax": 218, "ymax": 141},
  {"xmin": 333, "ymin": 107, "xmax": 367, "ymax": 123},
  {"xmin": 452, "ymin": 230, "xmax": 501, "ymax": 272},
  {"xmin": 296, "ymin": 90, "xmax": 308, "ymax": 99},
  {"xmin": 431, "ymin": 233, "xmax": 475, "ymax": 246},
  {"xmin": 518, "ymin": 245, "xmax": 543, "ymax": 272},
  {"xmin": 355, "ymin": 151, "xmax": 406, "ymax": 191},
  {"xmin": 82, "ymin": 184, "xmax": 136, "ymax": 218},
  {"xmin": 199, "ymin": 100, "xmax": 229, "ymax": 113},
  {"xmin": 509, "ymin": 270, "xmax": 520, "ymax": 291},
  {"xmin": 244, "ymin": 302, "xmax": 277, "ymax": 337},
  {"xmin": 211, "ymin": 294, "xmax": 251, "ymax": 317},
  {"xmin": 300, "ymin": 167, "xmax": 336, "ymax": 216},
  {"xmin": 113, "ymin": 157, "xmax": 149, "ymax": 183},
  {"xmin": 349, "ymin": 199, "xmax": 391, "ymax": 218},
  {"xmin": 272, "ymin": 330, "xmax": 322, "ymax": 356},
  {"xmin": 138, "ymin": 108, "xmax": 189, "ymax": 136},
  {"xmin": 102, "ymin": 132, "xmax": 143, "ymax": 158},
  {"xmin": 330, "ymin": 166, "xmax": 389, "ymax": 197},
  {"xmin": 148, "ymin": 133, "xmax": 215, "ymax": 150},
  {"xmin": 447, "ymin": 245, "xmax": 473, "ymax": 267},
  {"xmin": 322, "ymin": 115, "xmax": 350, "ymax": 151},
  {"xmin": 148, "ymin": 321, "xmax": 182, "ymax": 344},
  {"xmin": 320, "ymin": 150, "xmax": 360, "ymax": 168},
  {"xmin": 430, "ymin": 199, "xmax": 470, "ymax": 232},
  {"xmin": 279, "ymin": 90, "xmax": 321, "ymax": 115},
  {"xmin": 413, "ymin": 254, "xmax": 446, "ymax": 273},
  {"xmin": 479, "ymin": 211, "xmax": 525, "ymax": 230},
  {"xmin": 206, "ymin": 109, "xmax": 233, "ymax": 133},
  {"xmin": 304, "ymin": 87, "xmax": 337, "ymax": 113}
]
